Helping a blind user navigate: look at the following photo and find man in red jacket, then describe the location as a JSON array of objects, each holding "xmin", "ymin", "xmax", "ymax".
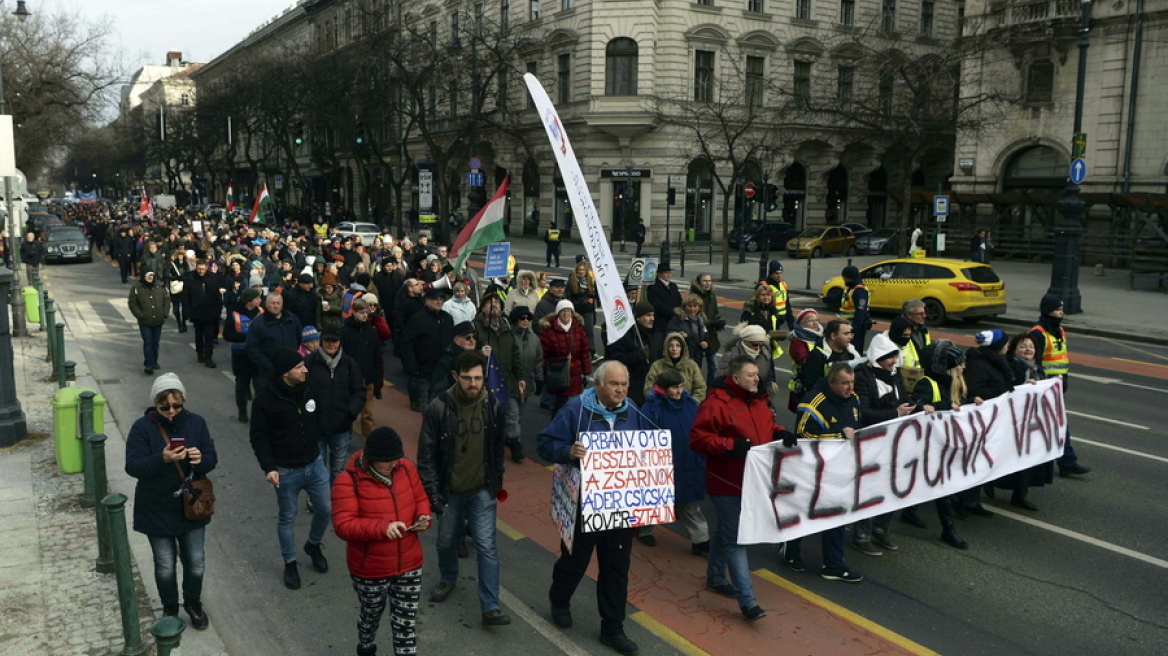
[{"xmin": 691, "ymin": 356, "xmax": 796, "ymax": 622}]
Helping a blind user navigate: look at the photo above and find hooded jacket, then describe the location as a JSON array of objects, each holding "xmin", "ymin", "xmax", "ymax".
[
  {"xmin": 505, "ymin": 271, "xmax": 540, "ymax": 314},
  {"xmin": 645, "ymin": 332, "xmax": 708, "ymax": 402},
  {"xmin": 128, "ymin": 275, "xmax": 171, "ymax": 326},
  {"xmin": 690, "ymin": 377, "xmax": 782, "ymax": 496},
  {"xmin": 642, "ymin": 388, "xmax": 704, "ymax": 505},
  {"xmin": 853, "ymin": 332, "xmax": 911, "ymax": 426},
  {"xmin": 666, "ymin": 307, "xmax": 710, "ymax": 362},
  {"xmin": 331, "ymin": 453, "xmax": 430, "ymax": 579},
  {"xmin": 249, "ymin": 375, "xmax": 321, "ymax": 473}
]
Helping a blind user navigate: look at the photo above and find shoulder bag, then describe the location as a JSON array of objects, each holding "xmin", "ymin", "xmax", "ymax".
[
  {"xmin": 168, "ymin": 264, "xmax": 185, "ymax": 295},
  {"xmin": 545, "ymin": 331, "xmax": 573, "ymax": 394},
  {"xmin": 158, "ymin": 422, "xmax": 215, "ymax": 521}
]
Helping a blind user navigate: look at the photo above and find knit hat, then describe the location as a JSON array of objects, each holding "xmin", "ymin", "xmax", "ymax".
[
  {"xmin": 768, "ymin": 259, "xmax": 783, "ymax": 275},
  {"xmin": 362, "ymin": 293, "xmax": 379, "ymax": 306},
  {"xmin": 842, "ymin": 265, "xmax": 860, "ymax": 282},
  {"xmin": 555, "ymin": 299, "xmax": 575, "ymax": 314},
  {"xmin": 975, "ymin": 329, "xmax": 1009, "ymax": 350},
  {"xmin": 321, "ymin": 271, "xmax": 338, "ymax": 287},
  {"xmin": 656, "ymin": 368, "xmax": 685, "ymax": 390},
  {"xmin": 364, "ymin": 427, "xmax": 405, "ymax": 462},
  {"xmin": 301, "ymin": 325, "xmax": 321, "ymax": 343},
  {"xmin": 150, "ymin": 372, "xmax": 185, "ymax": 402},
  {"xmin": 796, "ymin": 308, "xmax": 818, "ymax": 325},
  {"xmin": 248, "ymin": 272, "xmax": 264, "ymax": 288},
  {"xmin": 240, "ymin": 288, "xmax": 262, "ymax": 305},
  {"xmin": 509, "ymin": 306, "xmax": 533, "ymax": 323},
  {"xmin": 924, "ymin": 339, "xmax": 965, "ymax": 375},
  {"xmin": 735, "ymin": 323, "xmax": 767, "ymax": 344},
  {"xmin": 271, "ymin": 347, "xmax": 303, "ymax": 376},
  {"xmin": 1040, "ymin": 294, "xmax": 1063, "ymax": 315},
  {"xmin": 355, "ymin": 273, "xmax": 372, "ymax": 288},
  {"xmin": 634, "ymin": 301, "xmax": 655, "ymax": 318}
]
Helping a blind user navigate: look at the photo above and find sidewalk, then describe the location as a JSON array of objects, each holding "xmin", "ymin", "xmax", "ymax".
[{"xmin": 495, "ymin": 234, "xmax": 1168, "ymax": 344}]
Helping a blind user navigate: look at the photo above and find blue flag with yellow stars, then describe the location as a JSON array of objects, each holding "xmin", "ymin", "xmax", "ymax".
[{"xmin": 486, "ymin": 351, "xmax": 509, "ymax": 406}]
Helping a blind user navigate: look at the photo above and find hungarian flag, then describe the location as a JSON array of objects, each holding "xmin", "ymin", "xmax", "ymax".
[
  {"xmin": 138, "ymin": 190, "xmax": 153, "ymax": 220},
  {"xmin": 450, "ymin": 174, "xmax": 509, "ymax": 274},
  {"xmin": 249, "ymin": 183, "xmax": 271, "ymax": 224},
  {"xmin": 226, "ymin": 183, "xmax": 234, "ymax": 212}
]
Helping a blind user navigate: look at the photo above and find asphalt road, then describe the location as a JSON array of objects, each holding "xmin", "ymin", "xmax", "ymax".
[{"xmin": 40, "ymin": 255, "xmax": 1168, "ymax": 656}]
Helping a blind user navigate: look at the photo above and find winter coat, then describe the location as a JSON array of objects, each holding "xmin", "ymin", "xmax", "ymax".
[
  {"xmin": 125, "ymin": 408, "xmax": 218, "ymax": 536},
  {"xmin": 718, "ymin": 340, "xmax": 773, "ymax": 388},
  {"xmin": 568, "ymin": 271, "xmax": 596, "ymax": 316},
  {"xmin": 183, "ymin": 272, "xmax": 224, "ymax": 323},
  {"xmin": 245, "ymin": 311, "xmax": 303, "ymax": 378},
  {"xmin": 401, "ymin": 307, "xmax": 454, "ymax": 377},
  {"xmin": 416, "ymin": 388, "xmax": 506, "ymax": 509},
  {"xmin": 606, "ymin": 323, "xmax": 653, "ymax": 405},
  {"xmin": 533, "ymin": 291, "xmax": 568, "ymax": 328},
  {"xmin": 223, "ymin": 303, "xmax": 262, "ymax": 376},
  {"xmin": 317, "ymin": 286, "xmax": 343, "ymax": 329},
  {"xmin": 690, "ymin": 377, "xmax": 782, "ymax": 496},
  {"xmin": 645, "ymin": 332, "xmax": 708, "ymax": 402},
  {"xmin": 373, "ymin": 270, "xmax": 404, "ymax": 316},
  {"xmin": 442, "ymin": 296, "xmax": 477, "ymax": 325},
  {"xmin": 538, "ymin": 312, "xmax": 592, "ymax": 397},
  {"xmin": 340, "ymin": 316, "xmax": 385, "ymax": 386},
  {"xmin": 690, "ymin": 278, "xmax": 724, "ymax": 353},
  {"xmin": 20, "ymin": 240, "xmax": 45, "ymax": 266},
  {"xmin": 666, "ymin": 308, "xmax": 709, "ymax": 363},
  {"xmin": 391, "ymin": 293, "xmax": 423, "ymax": 352},
  {"xmin": 537, "ymin": 391, "xmax": 652, "ymax": 465},
  {"xmin": 796, "ymin": 377, "xmax": 863, "ymax": 440},
  {"xmin": 513, "ymin": 325, "xmax": 543, "ymax": 390},
  {"xmin": 369, "ymin": 313, "xmax": 391, "ymax": 342},
  {"xmin": 641, "ymin": 389, "xmax": 704, "ymax": 505},
  {"xmin": 474, "ymin": 317, "xmax": 527, "ymax": 397},
  {"xmin": 305, "ymin": 348, "xmax": 366, "ymax": 434},
  {"xmin": 128, "ymin": 279, "xmax": 171, "ymax": 326},
  {"xmin": 284, "ymin": 285, "xmax": 319, "ymax": 331},
  {"xmin": 964, "ymin": 346, "xmax": 1015, "ymax": 401},
  {"xmin": 647, "ymin": 278, "xmax": 683, "ymax": 333},
  {"xmin": 852, "ymin": 333, "xmax": 911, "ymax": 426},
  {"xmin": 331, "ymin": 453, "xmax": 430, "ymax": 579},
  {"xmin": 504, "ymin": 272, "xmax": 539, "ymax": 315},
  {"xmin": 1009, "ymin": 356, "xmax": 1047, "ymax": 385},
  {"xmin": 249, "ymin": 376, "xmax": 321, "ymax": 474}
]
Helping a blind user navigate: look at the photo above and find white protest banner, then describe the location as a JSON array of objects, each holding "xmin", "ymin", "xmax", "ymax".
[
  {"xmin": 739, "ymin": 379, "xmax": 1066, "ymax": 544},
  {"xmin": 551, "ymin": 464, "xmax": 580, "ymax": 553},
  {"xmin": 524, "ymin": 73, "xmax": 632, "ymax": 344},
  {"xmin": 579, "ymin": 430, "xmax": 675, "ymax": 533}
]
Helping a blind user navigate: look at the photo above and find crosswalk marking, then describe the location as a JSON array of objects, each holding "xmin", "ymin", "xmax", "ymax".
[{"xmin": 108, "ymin": 298, "xmax": 137, "ymax": 324}]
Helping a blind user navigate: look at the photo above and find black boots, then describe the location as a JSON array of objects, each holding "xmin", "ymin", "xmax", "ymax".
[
  {"xmin": 1011, "ymin": 489, "xmax": 1039, "ymax": 511},
  {"xmin": 284, "ymin": 561, "xmax": 301, "ymax": 589},
  {"xmin": 304, "ymin": 541, "xmax": 329, "ymax": 573},
  {"xmin": 938, "ymin": 500, "xmax": 969, "ymax": 550},
  {"xmin": 183, "ymin": 601, "xmax": 209, "ymax": 630}
]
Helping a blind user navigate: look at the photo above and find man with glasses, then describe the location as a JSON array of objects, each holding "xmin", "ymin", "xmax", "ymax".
[
  {"xmin": 418, "ymin": 351, "xmax": 511, "ymax": 627},
  {"xmin": 797, "ymin": 319, "xmax": 863, "ymax": 399},
  {"xmin": 900, "ymin": 299, "xmax": 931, "ymax": 368}
]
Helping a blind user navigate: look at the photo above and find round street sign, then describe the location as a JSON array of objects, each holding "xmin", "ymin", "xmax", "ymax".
[
  {"xmin": 1069, "ymin": 159, "xmax": 1087, "ymax": 185},
  {"xmin": 744, "ymin": 182, "xmax": 756, "ymax": 198},
  {"xmin": 469, "ymin": 157, "xmax": 482, "ymax": 170}
]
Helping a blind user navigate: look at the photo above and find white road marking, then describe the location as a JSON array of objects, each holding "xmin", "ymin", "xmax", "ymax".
[
  {"xmin": 1074, "ymin": 436, "xmax": 1168, "ymax": 465},
  {"xmin": 79, "ymin": 302, "xmax": 109, "ymax": 335},
  {"xmin": 58, "ymin": 302, "xmax": 89, "ymax": 335},
  {"xmin": 990, "ymin": 506, "xmax": 1168, "ymax": 570},
  {"xmin": 498, "ymin": 587, "xmax": 593, "ymax": 656},
  {"xmin": 1073, "ymin": 373, "xmax": 1168, "ymax": 394},
  {"xmin": 1067, "ymin": 410, "xmax": 1148, "ymax": 431},
  {"xmin": 108, "ymin": 298, "xmax": 137, "ymax": 324}
]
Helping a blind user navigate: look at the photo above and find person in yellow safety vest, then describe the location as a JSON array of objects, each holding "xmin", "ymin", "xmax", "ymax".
[
  {"xmin": 313, "ymin": 217, "xmax": 330, "ymax": 239},
  {"xmin": 796, "ymin": 319, "xmax": 864, "ymax": 402},
  {"xmin": 507, "ymin": 253, "xmax": 517, "ymax": 279},
  {"xmin": 762, "ymin": 260, "xmax": 796, "ymax": 331},
  {"xmin": 838, "ymin": 265, "xmax": 871, "ymax": 355},
  {"xmin": 1030, "ymin": 294, "xmax": 1090, "ymax": 478},
  {"xmin": 740, "ymin": 284, "xmax": 786, "ymax": 361},
  {"xmin": 900, "ymin": 299, "xmax": 932, "ymax": 367},
  {"xmin": 543, "ymin": 227, "xmax": 561, "ymax": 267}
]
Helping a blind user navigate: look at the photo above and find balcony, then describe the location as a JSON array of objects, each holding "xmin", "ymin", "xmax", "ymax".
[{"xmin": 984, "ymin": 0, "xmax": 1081, "ymax": 28}]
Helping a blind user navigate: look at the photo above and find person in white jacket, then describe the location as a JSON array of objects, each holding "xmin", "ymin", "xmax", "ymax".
[{"xmin": 442, "ymin": 282, "xmax": 477, "ymax": 324}]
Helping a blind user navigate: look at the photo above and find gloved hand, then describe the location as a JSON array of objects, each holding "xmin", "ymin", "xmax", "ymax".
[
  {"xmin": 729, "ymin": 438, "xmax": 752, "ymax": 458},
  {"xmin": 442, "ymin": 264, "xmax": 454, "ymax": 274},
  {"xmin": 714, "ymin": 319, "xmax": 727, "ymax": 331},
  {"xmin": 774, "ymin": 429, "xmax": 798, "ymax": 448}
]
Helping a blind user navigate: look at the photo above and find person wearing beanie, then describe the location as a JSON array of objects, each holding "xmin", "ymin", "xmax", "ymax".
[
  {"xmin": 299, "ymin": 325, "xmax": 321, "ymax": 357},
  {"xmin": 510, "ymin": 305, "xmax": 544, "ymax": 404},
  {"xmin": 316, "ymin": 270, "xmax": 344, "ymax": 330},
  {"xmin": 839, "ymin": 265, "xmax": 871, "ymax": 354},
  {"xmin": 246, "ymin": 292, "xmax": 304, "ymax": 390},
  {"xmin": 718, "ymin": 323, "xmax": 775, "ymax": 400},
  {"xmin": 305, "ymin": 326, "xmax": 365, "ymax": 482},
  {"xmin": 787, "ymin": 309, "xmax": 824, "ymax": 413},
  {"xmin": 126, "ymin": 372, "xmax": 217, "ymax": 629},
  {"xmin": 762, "ymin": 260, "xmax": 796, "ymax": 331},
  {"xmin": 606, "ymin": 300, "xmax": 656, "ymax": 406},
  {"xmin": 401, "ymin": 283, "xmax": 455, "ymax": 412},
  {"xmin": 250, "ymin": 346, "xmax": 332, "ymax": 590},
  {"xmin": 284, "ymin": 271, "xmax": 319, "ymax": 332},
  {"xmin": 539, "ymin": 297, "xmax": 592, "ymax": 412},
  {"xmin": 333, "ymin": 425, "xmax": 431, "ymax": 656},
  {"xmin": 128, "ymin": 270, "xmax": 171, "ymax": 375},
  {"xmin": 1029, "ymin": 295, "xmax": 1088, "ymax": 477},
  {"xmin": 417, "ymin": 350, "xmax": 510, "ymax": 626},
  {"xmin": 962, "ymin": 328, "xmax": 1021, "ymax": 515},
  {"xmin": 223, "ymin": 285, "xmax": 265, "ymax": 422}
]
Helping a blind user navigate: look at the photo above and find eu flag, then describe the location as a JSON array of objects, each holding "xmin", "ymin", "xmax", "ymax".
[{"xmin": 486, "ymin": 352, "xmax": 509, "ymax": 406}]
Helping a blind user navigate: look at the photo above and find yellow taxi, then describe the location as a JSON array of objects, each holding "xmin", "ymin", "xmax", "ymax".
[{"xmin": 820, "ymin": 258, "xmax": 1006, "ymax": 325}]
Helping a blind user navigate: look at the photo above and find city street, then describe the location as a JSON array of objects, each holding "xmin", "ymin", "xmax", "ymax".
[{"xmin": 39, "ymin": 250, "xmax": 1168, "ymax": 656}]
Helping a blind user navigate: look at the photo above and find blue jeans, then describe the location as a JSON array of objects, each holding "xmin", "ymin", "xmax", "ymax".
[
  {"xmin": 139, "ymin": 324, "xmax": 162, "ymax": 368},
  {"xmin": 319, "ymin": 432, "xmax": 351, "ymax": 482},
  {"xmin": 785, "ymin": 526, "xmax": 847, "ymax": 570},
  {"xmin": 704, "ymin": 352, "xmax": 719, "ymax": 386},
  {"xmin": 706, "ymin": 495, "xmax": 756, "ymax": 610},
  {"xmin": 147, "ymin": 528, "xmax": 206, "ymax": 607},
  {"xmin": 274, "ymin": 457, "xmax": 332, "ymax": 563},
  {"xmin": 436, "ymin": 488, "xmax": 500, "ymax": 613}
]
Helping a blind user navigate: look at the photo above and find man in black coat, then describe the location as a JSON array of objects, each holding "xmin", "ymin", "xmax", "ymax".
[
  {"xmin": 284, "ymin": 273, "xmax": 319, "ymax": 330},
  {"xmin": 392, "ymin": 278, "xmax": 424, "ymax": 358},
  {"xmin": 20, "ymin": 233, "xmax": 46, "ymax": 279},
  {"xmin": 339, "ymin": 298, "xmax": 384, "ymax": 439},
  {"xmin": 305, "ymin": 327, "xmax": 365, "ymax": 480},
  {"xmin": 223, "ymin": 288, "xmax": 263, "ymax": 422},
  {"xmin": 605, "ymin": 303, "xmax": 655, "ymax": 405},
  {"xmin": 249, "ymin": 348, "xmax": 331, "ymax": 590},
  {"xmin": 401, "ymin": 288, "xmax": 454, "ymax": 412},
  {"xmin": 646, "ymin": 262, "xmax": 682, "ymax": 337},
  {"xmin": 184, "ymin": 260, "xmax": 224, "ymax": 368},
  {"xmin": 534, "ymin": 278, "xmax": 568, "ymax": 329},
  {"xmin": 114, "ymin": 226, "xmax": 136, "ymax": 283},
  {"xmin": 245, "ymin": 293, "xmax": 303, "ymax": 387}
]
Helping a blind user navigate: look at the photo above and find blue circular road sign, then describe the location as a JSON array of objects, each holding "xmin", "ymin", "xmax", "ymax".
[{"xmin": 1069, "ymin": 158, "xmax": 1087, "ymax": 185}]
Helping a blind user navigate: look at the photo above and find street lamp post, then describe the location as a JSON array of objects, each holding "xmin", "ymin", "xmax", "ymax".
[
  {"xmin": 1047, "ymin": 0, "xmax": 1091, "ymax": 315},
  {"xmin": 1, "ymin": 0, "xmax": 30, "ymax": 339}
]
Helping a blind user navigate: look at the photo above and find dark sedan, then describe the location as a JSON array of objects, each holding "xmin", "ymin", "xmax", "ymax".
[
  {"xmin": 728, "ymin": 221, "xmax": 800, "ymax": 252},
  {"xmin": 44, "ymin": 226, "xmax": 92, "ymax": 264}
]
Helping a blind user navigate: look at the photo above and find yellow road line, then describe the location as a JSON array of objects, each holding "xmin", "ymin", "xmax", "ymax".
[
  {"xmin": 496, "ymin": 518, "xmax": 525, "ymax": 541},
  {"xmin": 630, "ymin": 611, "xmax": 710, "ymax": 656},
  {"xmin": 753, "ymin": 568, "xmax": 942, "ymax": 656},
  {"xmin": 1114, "ymin": 357, "xmax": 1168, "ymax": 369}
]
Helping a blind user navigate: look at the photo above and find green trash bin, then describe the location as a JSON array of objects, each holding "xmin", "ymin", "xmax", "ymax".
[
  {"xmin": 52, "ymin": 387, "xmax": 107, "ymax": 474},
  {"xmin": 22, "ymin": 286, "xmax": 40, "ymax": 324}
]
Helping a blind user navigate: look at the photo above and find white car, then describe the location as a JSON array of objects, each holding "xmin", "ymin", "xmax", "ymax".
[{"xmin": 332, "ymin": 221, "xmax": 380, "ymax": 240}]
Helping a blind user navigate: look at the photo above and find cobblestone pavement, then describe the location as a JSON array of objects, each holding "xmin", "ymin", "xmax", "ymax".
[{"xmin": 0, "ymin": 332, "xmax": 154, "ymax": 656}]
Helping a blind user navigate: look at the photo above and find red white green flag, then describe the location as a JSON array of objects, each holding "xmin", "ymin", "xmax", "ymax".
[
  {"xmin": 450, "ymin": 175, "xmax": 509, "ymax": 274},
  {"xmin": 226, "ymin": 183, "xmax": 234, "ymax": 212},
  {"xmin": 249, "ymin": 184, "xmax": 270, "ymax": 224}
]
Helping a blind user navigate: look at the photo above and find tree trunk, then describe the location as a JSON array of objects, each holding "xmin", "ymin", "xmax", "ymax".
[{"xmin": 720, "ymin": 190, "xmax": 733, "ymax": 281}]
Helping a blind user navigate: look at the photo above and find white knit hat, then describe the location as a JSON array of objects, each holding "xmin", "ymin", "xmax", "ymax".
[
  {"xmin": 734, "ymin": 323, "xmax": 767, "ymax": 344},
  {"xmin": 150, "ymin": 373, "xmax": 185, "ymax": 401},
  {"xmin": 555, "ymin": 299, "xmax": 575, "ymax": 314}
]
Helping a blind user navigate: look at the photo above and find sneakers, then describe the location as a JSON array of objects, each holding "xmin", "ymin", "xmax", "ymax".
[
  {"xmin": 430, "ymin": 582, "xmax": 455, "ymax": 602},
  {"xmin": 783, "ymin": 554, "xmax": 805, "ymax": 573},
  {"xmin": 691, "ymin": 541, "xmax": 710, "ymax": 556},
  {"xmin": 872, "ymin": 532, "xmax": 900, "ymax": 552},
  {"xmin": 600, "ymin": 632, "xmax": 639, "ymax": 655},
  {"xmin": 851, "ymin": 540, "xmax": 884, "ymax": 557},
  {"xmin": 482, "ymin": 609, "xmax": 511, "ymax": 626},
  {"xmin": 183, "ymin": 601, "xmax": 208, "ymax": 630},
  {"xmin": 636, "ymin": 533, "xmax": 657, "ymax": 547},
  {"xmin": 741, "ymin": 605, "xmax": 767, "ymax": 622},
  {"xmin": 1059, "ymin": 464, "xmax": 1091, "ymax": 477},
  {"xmin": 704, "ymin": 581, "xmax": 737, "ymax": 598},
  {"xmin": 304, "ymin": 541, "xmax": 328, "ymax": 573},
  {"xmin": 283, "ymin": 561, "xmax": 301, "ymax": 590},
  {"xmin": 550, "ymin": 601, "xmax": 573, "ymax": 628},
  {"xmin": 821, "ymin": 568, "xmax": 864, "ymax": 583}
]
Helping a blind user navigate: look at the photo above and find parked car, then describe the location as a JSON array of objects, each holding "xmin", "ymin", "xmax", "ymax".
[
  {"xmin": 840, "ymin": 222, "xmax": 872, "ymax": 240},
  {"xmin": 728, "ymin": 221, "xmax": 800, "ymax": 252},
  {"xmin": 332, "ymin": 221, "xmax": 380, "ymax": 241},
  {"xmin": 44, "ymin": 226, "xmax": 92, "ymax": 264},
  {"xmin": 786, "ymin": 226, "xmax": 857, "ymax": 258},
  {"xmin": 28, "ymin": 212, "xmax": 65, "ymax": 235},
  {"xmin": 857, "ymin": 228, "xmax": 899, "ymax": 255},
  {"xmin": 820, "ymin": 258, "xmax": 1005, "ymax": 325}
]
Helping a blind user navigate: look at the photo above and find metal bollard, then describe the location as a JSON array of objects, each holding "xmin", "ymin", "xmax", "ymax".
[
  {"xmin": 679, "ymin": 240, "xmax": 686, "ymax": 277},
  {"xmin": 805, "ymin": 251, "xmax": 813, "ymax": 290},
  {"xmin": 847, "ymin": 257, "xmax": 853, "ymax": 267},
  {"xmin": 55, "ymin": 323, "xmax": 66, "ymax": 385},
  {"xmin": 30, "ymin": 267, "xmax": 46, "ymax": 333},
  {"xmin": 150, "ymin": 616, "xmax": 186, "ymax": 656},
  {"xmin": 87, "ymin": 433, "xmax": 115, "ymax": 573},
  {"xmin": 79, "ymin": 391, "xmax": 96, "ymax": 508},
  {"xmin": 708, "ymin": 240, "xmax": 714, "ymax": 265},
  {"xmin": 102, "ymin": 493, "xmax": 149, "ymax": 656},
  {"xmin": 63, "ymin": 361, "xmax": 76, "ymax": 386},
  {"xmin": 44, "ymin": 297, "xmax": 55, "ymax": 362}
]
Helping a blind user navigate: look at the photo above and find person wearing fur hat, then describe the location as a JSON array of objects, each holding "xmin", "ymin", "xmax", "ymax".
[
  {"xmin": 1029, "ymin": 295, "xmax": 1089, "ymax": 477},
  {"xmin": 128, "ymin": 270, "xmax": 171, "ymax": 375},
  {"xmin": 332, "ymin": 427, "xmax": 431, "ymax": 656},
  {"xmin": 223, "ymin": 287, "xmax": 264, "ymax": 422},
  {"xmin": 718, "ymin": 323, "xmax": 774, "ymax": 390},
  {"xmin": 839, "ymin": 265, "xmax": 871, "ymax": 354},
  {"xmin": 250, "ymin": 347, "xmax": 332, "ymax": 590},
  {"xmin": 505, "ymin": 270, "xmax": 540, "ymax": 315},
  {"xmin": 606, "ymin": 301, "xmax": 656, "ymax": 405},
  {"xmin": 539, "ymin": 300, "xmax": 592, "ymax": 412},
  {"xmin": 126, "ymin": 373, "xmax": 218, "ymax": 629}
]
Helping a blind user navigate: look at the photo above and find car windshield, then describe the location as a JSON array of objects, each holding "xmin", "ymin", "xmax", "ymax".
[
  {"xmin": 47, "ymin": 229, "xmax": 85, "ymax": 242},
  {"xmin": 798, "ymin": 228, "xmax": 826, "ymax": 238},
  {"xmin": 871, "ymin": 228, "xmax": 896, "ymax": 238},
  {"xmin": 962, "ymin": 266, "xmax": 1001, "ymax": 284}
]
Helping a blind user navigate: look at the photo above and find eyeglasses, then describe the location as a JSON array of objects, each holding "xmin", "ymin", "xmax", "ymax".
[{"xmin": 158, "ymin": 403, "xmax": 184, "ymax": 412}]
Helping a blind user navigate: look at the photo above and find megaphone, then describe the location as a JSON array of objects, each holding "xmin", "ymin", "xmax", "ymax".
[{"xmin": 429, "ymin": 275, "xmax": 452, "ymax": 291}]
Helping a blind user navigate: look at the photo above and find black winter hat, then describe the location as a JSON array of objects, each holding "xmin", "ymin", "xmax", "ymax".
[
  {"xmin": 271, "ymin": 347, "xmax": 303, "ymax": 376},
  {"xmin": 768, "ymin": 259, "xmax": 783, "ymax": 275},
  {"xmin": 365, "ymin": 427, "xmax": 405, "ymax": 462},
  {"xmin": 842, "ymin": 265, "xmax": 860, "ymax": 281},
  {"xmin": 1040, "ymin": 294, "xmax": 1062, "ymax": 315},
  {"xmin": 509, "ymin": 306, "xmax": 533, "ymax": 323}
]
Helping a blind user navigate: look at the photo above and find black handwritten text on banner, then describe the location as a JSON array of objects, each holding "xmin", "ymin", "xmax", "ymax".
[{"xmin": 579, "ymin": 430, "xmax": 676, "ymax": 533}]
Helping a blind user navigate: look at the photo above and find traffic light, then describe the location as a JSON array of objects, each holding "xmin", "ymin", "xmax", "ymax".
[
  {"xmin": 293, "ymin": 121, "xmax": 305, "ymax": 146},
  {"xmin": 765, "ymin": 184, "xmax": 780, "ymax": 212},
  {"xmin": 354, "ymin": 121, "xmax": 366, "ymax": 146},
  {"xmin": 667, "ymin": 187, "xmax": 676, "ymax": 206}
]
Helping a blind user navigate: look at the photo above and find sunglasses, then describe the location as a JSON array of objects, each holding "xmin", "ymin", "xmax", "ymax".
[{"xmin": 158, "ymin": 403, "xmax": 184, "ymax": 412}]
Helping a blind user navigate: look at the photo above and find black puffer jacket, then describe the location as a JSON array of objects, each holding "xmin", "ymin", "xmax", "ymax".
[
  {"xmin": 183, "ymin": 271, "xmax": 224, "ymax": 323},
  {"xmin": 304, "ymin": 348, "xmax": 366, "ymax": 434},
  {"xmin": 249, "ymin": 376, "xmax": 321, "ymax": 474},
  {"xmin": 964, "ymin": 346, "xmax": 1015, "ymax": 401},
  {"xmin": 340, "ymin": 316, "xmax": 385, "ymax": 385}
]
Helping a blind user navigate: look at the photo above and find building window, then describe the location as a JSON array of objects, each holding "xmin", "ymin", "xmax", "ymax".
[
  {"xmin": 527, "ymin": 61, "xmax": 538, "ymax": 108},
  {"xmin": 879, "ymin": 71, "xmax": 894, "ymax": 115},
  {"xmin": 694, "ymin": 50, "xmax": 715, "ymax": 102},
  {"xmin": 501, "ymin": 0, "xmax": 510, "ymax": 29},
  {"xmin": 839, "ymin": 0, "xmax": 854, "ymax": 25},
  {"xmin": 557, "ymin": 53, "xmax": 571, "ymax": 103},
  {"xmin": 882, "ymin": 0, "xmax": 896, "ymax": 32},
  {"xmin": 531, "ymin": 0, "xmax": 540, "ymax": 20},
  {"xmin": 746, "ymin": 55, "xmax": 765, "ymax": 107},
  {"xmin": 1026, "ymin": 60, "xmax": 1054, "ymax": 103},
  {"xmin": 793, "ymin": 61, "xmax": 811, "ymax": 106},
  {"xmin": 748, "ymin": 0, "xmax": 764, "ymax": 12},
  {"xmin": 696, "ymin": 0, "xmax": 713, "ymax": 5},
  {"xmin": 796, "ymin": 0, "xmax": 811, "ymax": 20},
  {"xmin": 920, "ymin": 1, "xmax": 934, "ymax": 36},
  {"xmin": 837, "ymin": 65, "xmax": 854, "ymax": 107},
  {"xmin": 451, "ymin": 12, "xmax": 460, "ymax": 47},
  {"xmin": 605, "ymin": 38, "xmax": 639, "ymax": 96},
  {"xmin": 561, "ymin": 0, "xmax": 571, "ymax": 9},
  {"xmin": 180, "ymin": 93, "xmax": 190, "ymax": 107}
]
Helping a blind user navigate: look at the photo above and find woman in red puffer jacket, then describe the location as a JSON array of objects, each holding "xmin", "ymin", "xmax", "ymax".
[
  {"xmin": 332, "ymin": 427, "xmax": 431, "ymax": 656},
  {"xmin": 539, "ymin": 300, "xmax": 592, "ymax": 412}
]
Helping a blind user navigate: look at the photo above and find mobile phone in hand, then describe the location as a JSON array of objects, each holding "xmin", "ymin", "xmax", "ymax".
[{"xmin": 170, "ymin": 437, "xmax": 187, "ymax": 450}]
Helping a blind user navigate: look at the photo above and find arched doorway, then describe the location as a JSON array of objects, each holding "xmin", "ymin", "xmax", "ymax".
[
  {"xmin": 825, "ymin": 164, "xmax": 848, "ymax": 223},
  {"xmin": 867, "ymin": 168, "xmax": 888, "ymax": 227},
  {"xmin": 523, "ymin": 159, "xmax": 541, "ymax": 235},
  {"xmin": 685, "ymin": 159, "xmax": 715, "ymax": 239},
  {"xmin": 782, "ymin": 163, "xmax": 807, "ymax": 229},
  {"xmin": 1002, "ymin": 146, "xmax": 1068, "ymax": 191},
  {"xmin": 553, "ymin": 165, "xmax": 573, "ymax": 238}
]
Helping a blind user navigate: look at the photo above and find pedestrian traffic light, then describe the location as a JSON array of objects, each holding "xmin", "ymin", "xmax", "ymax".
[
  {"xmin": 765, "ymin": 184, "xmax": 780, "ymax": 212},
  {"xmin": 293, "ymin": 121, "xmax": 305, "ymax": 146},
  {"xmin": 354, "ymin": 121, "xmax": 366, "ymax": 146},
  {"xmin": 667, "ymin": 187, "xmax": 676, "ymax": 206}
]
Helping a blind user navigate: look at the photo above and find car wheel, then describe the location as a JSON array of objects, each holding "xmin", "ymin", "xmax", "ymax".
[
  {"xmin": 846, "ymin": 246, "xmax": 857, "ymax": 257},
  {"xmin": 746, "ymin": 240, "xmax": 759, "ymax": 253},
  {"xmin": 812, "ymin": 247, "xmax": 824, "ymax": 259},
  {"xmin": 923, "ymin": 298, "xmax": 947, "ymax": 326}
]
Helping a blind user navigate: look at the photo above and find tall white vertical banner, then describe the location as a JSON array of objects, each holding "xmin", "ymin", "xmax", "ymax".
[
  {"xmin": 524, "ymin": 73, "xmax": 632, "ymax": 343},
  {"xmin": 0, "ymin": 116, "xmax": 15, "ymax": 177}
]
